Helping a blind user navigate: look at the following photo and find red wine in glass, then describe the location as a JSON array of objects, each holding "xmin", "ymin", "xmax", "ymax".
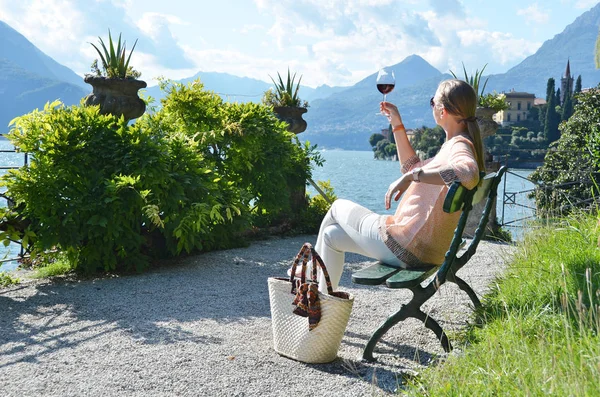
[
  {"xmin": 377, "ymin": 84, "xmax": 395, "ymax": 95},
  {"xmin": 376, "ymin": 68, "xmax": 395, "ymax": 116}
]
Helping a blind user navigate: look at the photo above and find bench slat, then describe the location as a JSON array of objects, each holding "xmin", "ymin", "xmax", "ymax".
[
  {"xmin": 352, "ymin": 263, "xmax": 401, "ymax": 285},
  {"xmin": 385, "ymin": 266, "xmax": 437, "ymax": 289}
]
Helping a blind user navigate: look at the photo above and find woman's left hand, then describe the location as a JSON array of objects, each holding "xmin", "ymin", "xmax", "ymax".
[{"xmin": 385, "ymin": 175, "xmax": 412, "ymax": 210}]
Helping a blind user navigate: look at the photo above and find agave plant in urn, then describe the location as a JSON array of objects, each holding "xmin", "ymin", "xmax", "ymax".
[
  {"xmin": 262, "ymin": 69, "xmax": 309, "ymax": 134},
  {"xmin": 84, "ymin": 30, "xmax": 147, "ymax": 122}
]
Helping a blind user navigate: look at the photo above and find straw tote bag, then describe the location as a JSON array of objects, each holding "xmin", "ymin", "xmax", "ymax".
[{"xmin": 268, "ymin": 243, "xmax": 354, "ymax": 363}]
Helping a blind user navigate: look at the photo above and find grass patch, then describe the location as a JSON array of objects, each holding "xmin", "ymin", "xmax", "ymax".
[
  {"xmin": 32, "ymin": 257, "xmax": 74, "ymax": 278},
  {"xmin": 0, "ymin": 271, "xmax": 20, "ymax": 287},
  {"xmin": 403, "ymin": 214, "xmax": 600, "ymax": 396}
]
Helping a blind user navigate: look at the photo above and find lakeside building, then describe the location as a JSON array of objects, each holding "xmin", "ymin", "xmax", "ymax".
[
  {"xmin": 493, "ymin": 90, "xmax": 536, "ymax": 126},
  {"xmin": 493, "ymin": 60, "xmax": 576, "ymax": 127}
]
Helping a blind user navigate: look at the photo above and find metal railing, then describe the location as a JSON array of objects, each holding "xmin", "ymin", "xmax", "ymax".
[
  {"xmin": 0, "ymin": 135, "xmax": 28, "ymax": 268},
  {"xmin": 498, "ymin": 154, "xmax": 600, "ymax": 233}
]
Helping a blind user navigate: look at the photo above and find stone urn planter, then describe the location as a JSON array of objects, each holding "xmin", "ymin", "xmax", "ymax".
[
  {"xmin": 475, "ymin": 106, "xmax": 499, "ymax": 139},
  {"xmin": 273, "ymin": 106, "xmax": 307, "ymax": 134},
  {"xmin": 84, "ymin": 76, "xmax": 147, "ymax": 122}
]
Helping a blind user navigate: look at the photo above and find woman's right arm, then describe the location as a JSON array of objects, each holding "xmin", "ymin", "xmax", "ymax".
[{"xmin": 380, "ymin": 102, "xmax": 417, "ymax": 167}]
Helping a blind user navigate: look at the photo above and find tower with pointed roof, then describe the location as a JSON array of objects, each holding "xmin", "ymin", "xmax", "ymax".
[{"xmin": 560, "ymin": 59, "xmax": 574, "ymax": 105}]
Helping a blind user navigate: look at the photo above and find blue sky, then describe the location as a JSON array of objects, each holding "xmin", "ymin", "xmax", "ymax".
[{"xmin": 0, "ymin": 0, "xmax": 598, "ymax": 87}]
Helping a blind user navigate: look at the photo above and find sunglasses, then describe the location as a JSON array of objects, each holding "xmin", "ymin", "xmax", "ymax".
[{"xmin": 430, "ymin": 97, "xmax": 435, "ymax": 108}]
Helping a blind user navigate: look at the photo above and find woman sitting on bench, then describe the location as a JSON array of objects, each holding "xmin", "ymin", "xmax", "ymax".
[{"xmin": 292, "ymin": 79, "xmax": 486, "ymax": 293}]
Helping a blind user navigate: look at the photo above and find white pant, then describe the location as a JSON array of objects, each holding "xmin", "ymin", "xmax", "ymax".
[{"xmin": 314, "ymin": 199, "xmax": 403, "ymax": 293}]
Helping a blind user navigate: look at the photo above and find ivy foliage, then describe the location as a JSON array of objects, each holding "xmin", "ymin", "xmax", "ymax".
[
  {"xmin": 530, "ymin": 86, "xmax": 600, "ymax": 214},
  {"xmin": 0, "ymin": 79, "xmax": 320, "ymax": 274}
]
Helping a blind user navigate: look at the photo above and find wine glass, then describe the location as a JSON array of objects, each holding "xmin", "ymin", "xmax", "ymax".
[{"xmin": 376, "ymin": 68, "xmax": 395, "ymax": 116}]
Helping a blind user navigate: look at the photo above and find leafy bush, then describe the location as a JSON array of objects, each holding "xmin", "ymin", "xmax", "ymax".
[
  {"xmin": 0, "ymin": 79, "xmax": 319, "ymax": 274},
  {"xmin": 530, "ymin": 86, "xmax": 600, "ymax": 214},
  {"xmin": 1, "ymin": 101, "xmax": 240, "ymax": 273},
  {"xmin": 151, "ymin": 79, "xmax": 317, "ymax": 228},
  {"xmin": 368, "ymin": 133, "xmax": 385, "ymax": 147}
]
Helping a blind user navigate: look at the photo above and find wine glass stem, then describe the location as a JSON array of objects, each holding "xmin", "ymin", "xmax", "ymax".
[{"xmin": 383, "ymin": 94, "xmax": 386, "ymax": 102}]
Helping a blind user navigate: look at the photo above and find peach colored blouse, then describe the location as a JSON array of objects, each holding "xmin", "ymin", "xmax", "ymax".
[{"xmin": 378, "ymin": 134, "xmax": 479, "ymax": 267}]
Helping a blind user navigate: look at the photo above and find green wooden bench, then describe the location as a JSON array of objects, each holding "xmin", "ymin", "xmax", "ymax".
[{"xmin": 352, "ymin": 166, "xmax": 507, "ymax": 361}]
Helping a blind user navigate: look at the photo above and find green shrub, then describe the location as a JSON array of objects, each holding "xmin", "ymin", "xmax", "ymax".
[
  {"xmin": 0, "ymin": 80, "xmax": 319, "ymax": 274},
  {"xmin": 530, "ymin": 86, "xmax": 600, "ymax": 215},
  {"xmin": 1, "ymin": 100, "xmax": 240, "ymax": 273},
  {"xmin": 151, "ymin": 79, "xmax": 316, "ymax": 227}
]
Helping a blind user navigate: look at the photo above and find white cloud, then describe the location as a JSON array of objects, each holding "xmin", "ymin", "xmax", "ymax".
[
  {"xmin": 136, "ymin": 12, "xmax": 187, "ymax": 40},
  {"xmin": 0, "ymin": 0, "xmax": 85, "ymax": 55},
  {"xmin": 0, "ymin": 0, "xmax": 582, "ymax": 88},
  {"xmin": 517, "ymin": 3, "xmax": 550, "ymax": 24},
  {"xmin": 458, "ymin": 30, "xmax": 541, "ymax": 66},
  {"xmin": 0, "ymin": 0, "xmax": 195, "ymax": 76},
  {"xmin": 238, "ymin": 24, "xmax": 265, "ymax": 34}
]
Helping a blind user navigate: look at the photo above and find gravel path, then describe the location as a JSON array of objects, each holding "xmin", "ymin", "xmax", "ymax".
[{"xmin": 0, "ymin": 235, "xmax": 514, "ymax": 396}]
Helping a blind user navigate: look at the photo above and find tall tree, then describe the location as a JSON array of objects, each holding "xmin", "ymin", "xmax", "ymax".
[
  {"xmin": 555, "ymin": 88, "xmax": 561, "ymax": 106},
  {"xmin": 575, "ymin": 75, "xmax": 582, "ymax": 93},
  {"xmin": 545, "ymin": 91, "xmax": 560, "ymax": 142},
  {"xmin": 546, "ymin": 78, "xmax": 555, "ymax": 102},
  {"xmin": 562, "ymin": 92, "xmax": 574, "ymax": 121},
  {"xmin": 368, "ymin": 133, "xmax": 385, "ymax": 147}
]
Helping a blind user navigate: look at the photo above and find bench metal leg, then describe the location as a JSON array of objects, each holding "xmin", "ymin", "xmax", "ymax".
[
  {"xmin": 362, "ymin": 303, "xmax": 411, "ymax": 362},
  {"xmin": 361, "ymin": 288, "xmax": 452, "ymax": 362},
  {"xmin": 414, "ymin": 309, "xmax": 452, "ymax": 353},
  {"xmin": 448, "ymin": 274, "xmax": 482, "ymax": 309}
]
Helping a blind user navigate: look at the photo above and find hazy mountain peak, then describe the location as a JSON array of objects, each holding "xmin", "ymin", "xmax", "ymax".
[{"xmin": 0, "ymin": 20, "xmax": 88, "ymax": 90}]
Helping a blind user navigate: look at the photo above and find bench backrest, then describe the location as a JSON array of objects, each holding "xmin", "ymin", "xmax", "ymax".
[{"xmin": 436, "ymin": 166, "xmax": 507, "ymax": 285}]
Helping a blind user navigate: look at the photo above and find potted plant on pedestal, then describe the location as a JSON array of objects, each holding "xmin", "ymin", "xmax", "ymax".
[
  {"xmin": 262, "ymin": 69, "xmax": 309, "ymax": 134},
  {"xmin": 84, "ymin": 30, "xmax": 147, "ymax": 122}
]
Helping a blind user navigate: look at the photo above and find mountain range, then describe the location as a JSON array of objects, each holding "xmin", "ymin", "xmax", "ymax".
[{"xmin": 2, "ymin": 3, "xmax": 600, "ymax": 150}]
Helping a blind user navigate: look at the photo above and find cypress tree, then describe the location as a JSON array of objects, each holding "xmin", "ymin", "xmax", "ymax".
[
  {"xmin": 546, "ymin": 78, "xmax": 555, "ymax": 102},
  {"xmin": 562, "ymin": 92, "xmax": 574, "ymax": 121},
  {"xmin": 555, "ymin": 88, "xmax": 561, "ymax": 106},
  {"xmin": 545, "ymin": 92, "xmax": 560, "ymax": 142},
  {"xmin": 575, "ymin": 75, "xmax": 582, "ymax": 93}
]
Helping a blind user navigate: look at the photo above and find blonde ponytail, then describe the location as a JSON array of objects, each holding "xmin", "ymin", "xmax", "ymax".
[{"xmin": 437, "ymin": 79, "xmax": 486, "ymax": 179}]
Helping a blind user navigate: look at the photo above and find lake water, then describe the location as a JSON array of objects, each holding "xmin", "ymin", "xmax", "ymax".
[{"xmin": 0, "ymin": 143, "xmax": 536, "ymax": 272}]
